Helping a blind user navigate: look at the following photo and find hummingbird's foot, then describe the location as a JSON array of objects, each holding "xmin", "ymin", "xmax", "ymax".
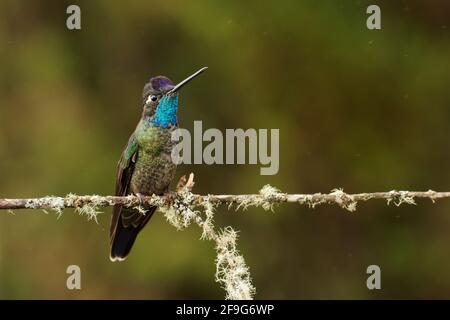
[
  {"xmin": 186, "ymin": 173, "xmax": 195, "ymax": 191},
  {"xmin": 135, "ymin": 193, "xmax": 146, "ymax": 206},
  {"xmin": 176, "ymin": 173, "xmax": 195, "ymax": 192},
  {"xmin": 176, "ymin": 175, "xmax": 187, "ymax": 192}
]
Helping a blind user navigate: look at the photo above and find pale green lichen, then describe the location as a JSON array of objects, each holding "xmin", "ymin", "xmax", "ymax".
[
  {"xmin": 25, "ymin": 196, "xmax": 65, "ymax": 217},
  {"xmin": 330, "ymin": 188, "xmax": 358, "ymax": 212},
  {"xmin": 133, "ymin": 205, "xmax": 148, "ymax": 215},
  {"xmin": 158, "ymin": 189, "xmax": 255, "ymax": 300},
  {"xmin": 123, "ymin": 194, "xmax": 137, "ymax": 208},
  {"xmin": 387, "ymin": 190, "xmax": 417, "ymax": 207},
  {"xmin": 65, "ymin": 193, "xmax": 77, "ymax": 207},
  {"xmin": 297, "ymin": 193, "xmax": 327, "ymax": 209},
  {"xmin": 75, "ymin": 204, "xmax": 101, "ymax": 223},
  {"xmin": 259, "ymin": 184, "xmax": 285, "ymax": 211},
  {"xmin": 297, "ymin": 189, "xmax": 357, "ymax": 212},
  {"xmin": 66, "ymin": 193, "xmax": 102, "ymax": 223},
  {"xmin": 236, "ymin": 184, "xmax": 286, "ymax": 211},
  {"xmin": 160, "ymin": 189, "xmax": 200, "ymax": 231},
  {"xmin": 215, "ymin": 227, "xmax": 255, "ymax": 300},
  {"xmin": 199, "ymin": 195, "xmax": 217, "ymax": 241}
]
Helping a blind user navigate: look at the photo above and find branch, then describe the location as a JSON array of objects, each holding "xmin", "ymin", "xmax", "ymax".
[
  {"xmin": 1, "ymin": 188, "xmax": 449, "ymax": 212},
  {"xmin": 1, "ymin": 175, "xmax": 450, "ymax": 300}
]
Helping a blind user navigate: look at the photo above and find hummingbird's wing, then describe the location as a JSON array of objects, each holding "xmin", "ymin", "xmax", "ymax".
[
  {"xmin": 115, "ymin": 133, "xmax": 139, "ymax": 197},
  {"xmin": 109, "ymin": 132, "xmax": 158, "ymax": 261},
  {"xmin": 109, "ymin": 133, "xmax": 139, "ymax": 243}
]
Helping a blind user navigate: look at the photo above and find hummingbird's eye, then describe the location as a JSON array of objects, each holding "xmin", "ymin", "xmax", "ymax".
[{"xmin": 150, "ymin": 95, "xmax": 158, "ymax": 102}]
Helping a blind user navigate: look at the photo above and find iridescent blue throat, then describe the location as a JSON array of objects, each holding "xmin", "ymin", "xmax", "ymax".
[{"xmin": 147, "ymin": 95, "xmax": 179, "ymax": 128}]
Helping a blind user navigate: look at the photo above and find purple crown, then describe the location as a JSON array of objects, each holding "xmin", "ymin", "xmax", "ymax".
[{"xmin": 150, "ymin": 76, "xmax": 174, "ymax": 90}]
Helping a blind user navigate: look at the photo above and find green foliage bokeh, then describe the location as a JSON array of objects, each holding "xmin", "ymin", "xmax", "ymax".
[{"xmin": 0, "ymin": 0, "xmax": 450, "ymax": 298}]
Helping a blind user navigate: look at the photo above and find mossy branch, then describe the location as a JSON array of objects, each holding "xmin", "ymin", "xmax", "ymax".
[
  {"xmin": 0, "ymin": 188, "xmax": 449, "ymax": 212},
  {"xmin": 1, "ymin": 175, "xmax": 450, "ymax": 300}
]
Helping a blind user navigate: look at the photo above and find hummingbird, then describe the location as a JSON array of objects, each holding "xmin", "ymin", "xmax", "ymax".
[{"xmin": 110, "ymin": 67, "xmax": 208, "ymax": 261}]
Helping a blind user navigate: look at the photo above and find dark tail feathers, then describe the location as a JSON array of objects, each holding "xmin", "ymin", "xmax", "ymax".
[
  {"xmin": 109, "ymin": 206, "xmax": 156, "ymax": 261},
  {"xmin": 110, "ymin": 223, "xmax": 140, "ymax": 262}
]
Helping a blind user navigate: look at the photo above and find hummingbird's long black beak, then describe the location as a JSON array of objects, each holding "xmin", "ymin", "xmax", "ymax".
[{"xmin": 168, "ymin": 67, "xmax": 208, "ymax": 94}]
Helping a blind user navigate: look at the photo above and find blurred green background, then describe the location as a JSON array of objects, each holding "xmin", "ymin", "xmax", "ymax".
[{"xmin": 1, "ymin": 0, "xmax": 450, "ymax": 299}]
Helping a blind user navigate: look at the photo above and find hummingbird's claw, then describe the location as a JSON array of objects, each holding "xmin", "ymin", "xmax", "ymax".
[
  {"xmin": 175, "ymin": 173, "xmax": 195, "ymax": 192},
  {"xmin": 186, "ymin": 173, "xmax": 195, "ymax": 191},
  {"xmin": 135, "ymin": 193, "xmax": 146, "ymax": 206},
  {"xmin": 176, "ymin": 175, "xmax": 187, "ymax": 192}
]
